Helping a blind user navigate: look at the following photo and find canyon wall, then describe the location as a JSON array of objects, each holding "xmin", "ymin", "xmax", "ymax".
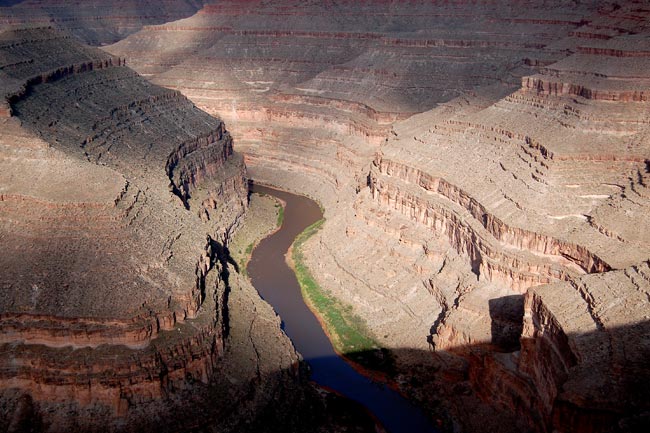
[
  {"xmin": 105, "ymin": 2, "xmax": 650, "ymax": 432},
  {"xmin": 510, "ymin": 263, "xmax": 650, "ymax": 433},
  {"xmin": 0, "ymin": 0, "xmax": 206, "ymax": 45},
  {"xmin": 362, "ymin": 7, "xmax": 650, "ymax": 430},
  {"xmin": 107, "ymin": 0, "xmax": 582, "ymax": 210},
  {"xmin": 0, "ymin": 27, "xmax": 354, "ymax": 433}
]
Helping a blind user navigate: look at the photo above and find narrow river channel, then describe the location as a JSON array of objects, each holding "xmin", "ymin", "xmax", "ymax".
[{"xmin": 247, "ymin": 184, "xmax": 438, "ymax": 433}]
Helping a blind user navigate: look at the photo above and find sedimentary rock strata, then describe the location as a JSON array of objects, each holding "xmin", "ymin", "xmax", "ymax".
[
  {"xmin": 105, "ymin": 1, "xmax": 650, "ymax": 432},
  {"xmin": 1, "ymin": 26, "xmax": 246, "ymax": 330},
  {"xmin": 517, "ymin": 263, "xmax": 650, "ymax": 432},
  {"xmin": 108, "ymin": 0, "xmax": 588, "ymax": 211},
  {"xmin": 0, "ymin": 27, "xmax": 335, "ymax": 432},
  {"xmin": 0, "ymin": 0, "xmax": 206, "ymax": 45}
]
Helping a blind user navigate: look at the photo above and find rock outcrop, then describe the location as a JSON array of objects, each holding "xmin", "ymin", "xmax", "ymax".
[
  {"xmin": 0, "ymin": 27, "xmax": 348, "ymax": 433},
  {"xmin": 517, "ymin": 263, "xmax": 650, "ymax": 433},
  {"xmin": 104, "ymin": 2, "xmax": 650, "ymax": 432},
  {"xmin": 108, "ymin": 0, "xmax": 582, "ymax": 210}
]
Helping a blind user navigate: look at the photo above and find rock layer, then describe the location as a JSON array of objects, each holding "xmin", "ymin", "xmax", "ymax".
[
  {"xmin": 105, "ymin": 2, "xmax": 650, "ymax": 432},
  {"xmin": 0, "ymin": 0, "xmax": 207, "ymax": 45},
  {"xmin": 0, "ymin": 27, "xmax": 320, "ymax": 433}
]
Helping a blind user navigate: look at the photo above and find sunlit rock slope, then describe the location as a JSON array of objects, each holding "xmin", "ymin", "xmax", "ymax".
[
  {"xmin": 3, "ymin": 1, "xmax": 650, "ymax": 432},
  {"xmin": 0, "ymin": 27, "xmax": 363, "ymax": 433}
]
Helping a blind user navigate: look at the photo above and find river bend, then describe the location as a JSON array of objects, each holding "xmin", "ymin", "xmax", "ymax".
[{"xmin": 247, "ymin": 184, "xmax": 437, "ymax": 433}]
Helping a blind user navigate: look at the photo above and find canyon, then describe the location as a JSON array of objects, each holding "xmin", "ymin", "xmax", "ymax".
[
  {"xmin": 0, "ymin": 0, "xmax": 207, "ymax": 45},
  {"xmin": 0, "ymin": 25, "xmax": 373, "ymax": 433},
  {"xmin": 1, "ymin": 1, "xmax": 650, "ymax": 432}
]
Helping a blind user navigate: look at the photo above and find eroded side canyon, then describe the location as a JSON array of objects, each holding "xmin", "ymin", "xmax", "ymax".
[{"xmin": 104, "ymin": 1, "xmax": 650, "ymax": 432}]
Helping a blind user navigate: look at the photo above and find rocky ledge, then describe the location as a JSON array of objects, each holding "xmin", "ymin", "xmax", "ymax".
[
  {"xmin": 0, "ymin": 27, "xmax": 341, "ymax": 433},
  {"xmin": 103, "ymin": 1, "xmax": 650, "ymax": 432}
]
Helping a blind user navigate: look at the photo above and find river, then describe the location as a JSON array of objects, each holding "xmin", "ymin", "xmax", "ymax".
[{"xmin": 247, "ymin": 184, "xmax": 438, "ymax": 433}]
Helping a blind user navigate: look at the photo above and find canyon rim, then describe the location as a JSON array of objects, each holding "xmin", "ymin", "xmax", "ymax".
[{"xmin": 1, "ymin": 1, "xmax": 649, "ymax": 433}]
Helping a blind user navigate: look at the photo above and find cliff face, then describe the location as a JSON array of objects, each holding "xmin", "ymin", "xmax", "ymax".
[
  {"xmin": 516, "ymin": 264, "xmax": 650, "ymax": 433},
  {"xmin": 363, "ymin": 7, "xmax": 650, "ymax": 429},
  {"xmin": 0, "ymin": 27, "xmax": 318, "ymax": 433},
  {"xmin": 102, "ymin": 2, "xmax": 650, "ymax": 432},
  {"xmin": 107, "ymin": 0, "xmax": 588, "ymax": 211},
  {"xmin": 1, "ymin": 27, "xmax": 247, "ymax": 327}
]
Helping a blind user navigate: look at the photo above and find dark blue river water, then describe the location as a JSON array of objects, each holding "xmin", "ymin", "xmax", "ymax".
[{"xmin": 247, "ymin": 184, "xmax": 438, "ymax": 433}]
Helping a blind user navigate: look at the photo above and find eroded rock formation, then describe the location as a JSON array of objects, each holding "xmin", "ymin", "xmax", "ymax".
[
  {"xmin": 104, "ymin": 1, "xmax": 650, "ymax": 432},
  {"xmin": 0, "ymin": 27, "xmax": 370, "ymax": 433}
]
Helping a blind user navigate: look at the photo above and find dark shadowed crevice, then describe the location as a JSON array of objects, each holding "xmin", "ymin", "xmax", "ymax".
[
  {"xmin": 210, "ymin": 237, "xmax": 240, "ymax": 339},
  {"xmin": 488, "ymin": 295, "xmax": 524, "ymax": 351}
]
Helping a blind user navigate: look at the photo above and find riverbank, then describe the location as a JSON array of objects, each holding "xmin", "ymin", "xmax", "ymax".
[
  {"xmin": 232, "ymin": 186, "xmax": 391, "ymax": 377},
  {"xmin": 234, "ymin": 186, "xmax": 402, "ymax": 389},
  {"xmin": 230, "ymin": 192, "xmax": 284, "ymax": 276},
  {"xmin": 246, "ymin": 185, "xmax": 439, "ymax": 433},
  {"xmin": 235, "ymin": 184, "xmax": 398, "ymax": 383},
  {"xmin": 287, "ymin": 219, "xmax": 398, "ymax": 381}
]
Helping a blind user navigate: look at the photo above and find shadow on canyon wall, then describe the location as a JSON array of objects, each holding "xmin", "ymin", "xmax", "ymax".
[
  {"xmin": 488, "ymin": 295, "xmax": 525, "ymax": 352},
  {"xmin": 0, "ymin": 1, "xmax": 25, "ymax": 7},
  {"xmin": 0, "ymin": 314, "xmax": 648, "ymax": 433},
  {"xmin": 207, "ymin": 234, "xmax": 650, "ymax": 433},
  {"xmin": 0, "ymin": 354, "xmax": 378, "ymax": 433},
  {"xmin": 346, "ymin": 319, "xmax": 649, "ymax": 433}
]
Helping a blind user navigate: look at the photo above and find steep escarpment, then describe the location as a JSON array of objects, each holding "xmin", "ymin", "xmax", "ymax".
[
  {"xmin": 0, "ymin": 27, "xmax": 340, "ymax": 433},
  {"xmin": 513, "ymin": 264, "xmax": 650, "ymax": 433},
  {"xmin": 357, "ymin": 10, "xmax": 650, "ymax": 431},
  {"xmin": 107, "ymin": 0, "xmax": 594, "ymax": 211},
  {"xmin": 361, "ymin": 8, "xmax": 650, "ymax": 432},
  {"xmin": 2, "ymin": 28, "xmax": 247, "ymax": 324},
  {"xmin": 103, "ymin": 2, "xmax": 650, "ymax": 432}
]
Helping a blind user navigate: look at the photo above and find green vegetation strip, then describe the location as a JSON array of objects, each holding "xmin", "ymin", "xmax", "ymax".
[
  {"xmin": 238, "ymin": 242, "xmax": 255, "ymax": 277},
  {"xmin": 292, "ymin": 220, "xmax": 393, "ymax": 371},
  {"xmin": 276, "ymin": 202, "xmax": 284, "ymax": 227}
]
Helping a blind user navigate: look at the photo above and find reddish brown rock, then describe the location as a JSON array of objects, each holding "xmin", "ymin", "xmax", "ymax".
[
  {"xmin": 3, "ymin": 2, "xmax": 650, "ymax": 432},
  {"xmin": 0, "ymin": 27, "xmax": 323, "ymax": 433},
  {"xmin": 515, "ymin": 264, "xmax": 650, "ymax": 432},
  {"xmin": 102, "ymin": 2, "xmax": 650, "ymax": 431}
]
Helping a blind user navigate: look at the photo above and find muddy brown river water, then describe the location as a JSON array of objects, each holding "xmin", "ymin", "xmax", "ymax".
[{"xmin": 247, "ymin": 184, "xmax": 438, "ymax": 433}]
